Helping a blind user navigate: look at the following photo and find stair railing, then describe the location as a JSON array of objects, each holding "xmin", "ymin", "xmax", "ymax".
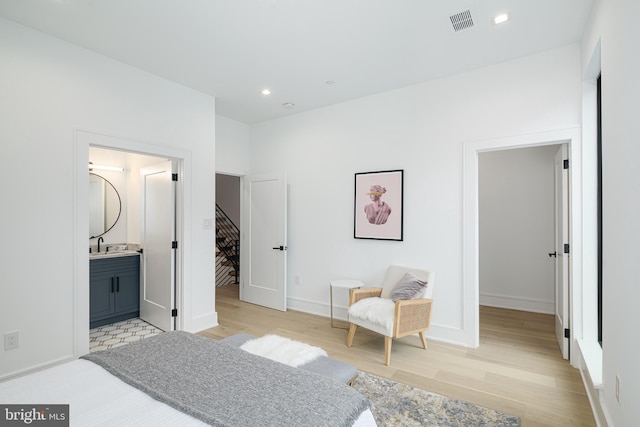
[{"xmin": 215, "ymin": 204, "xmax": 240, "ymax": 287}]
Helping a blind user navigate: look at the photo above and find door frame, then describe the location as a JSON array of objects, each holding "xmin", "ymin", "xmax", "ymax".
[
  {"xmin": 462, "ymin": 127, "xmax": 582, "ymax": 366},
  {"xmin": 73, "ymin": 130, "xmax": 188, "ymax": 357}
]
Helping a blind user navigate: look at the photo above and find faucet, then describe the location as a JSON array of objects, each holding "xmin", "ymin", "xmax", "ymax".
[{"xmin": 97, "ymin": 236, "xmax": 104, "ymax": 253}]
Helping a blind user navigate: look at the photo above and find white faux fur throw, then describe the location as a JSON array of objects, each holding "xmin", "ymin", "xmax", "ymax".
[
  {"xmin": 348, "ymin": 297, "xmax": 395, "ymax": 332},
  {"xmin": 239, "ymin": 335, "xmax": 328, "ymax": 367}
]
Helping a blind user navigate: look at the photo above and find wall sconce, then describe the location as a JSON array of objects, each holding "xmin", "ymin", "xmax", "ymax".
[{"xmin": 89, "ymin": 162, "xmax": 124, "ymax": 172}]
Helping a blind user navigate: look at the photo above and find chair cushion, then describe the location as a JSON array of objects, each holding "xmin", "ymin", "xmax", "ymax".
[
  {"xmin": 389, "ymin": 271, "xmax": 428, "ymax": 302},
  {"xmin": 348, "ymin": 297, "xmax": 395, "ymax": 335}
]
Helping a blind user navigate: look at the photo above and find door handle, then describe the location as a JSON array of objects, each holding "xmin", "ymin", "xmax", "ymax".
[
  {"xmin": 116, "ymin": 276, "xmax": 120, "ymax": 292},
  {"xmin": 548, "ymin": 251, "xmax": 557, "ymax": 258},
  {"xmin": 111, "ymin": 277, "xmax": 114, "ymax": 293},
  {"xmin": 272, "ymin": 246, "xmax": 287, "ymax": 251}
]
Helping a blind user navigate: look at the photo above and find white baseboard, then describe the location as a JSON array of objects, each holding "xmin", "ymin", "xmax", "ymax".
[
  {"xmin": 479, "ymin": 293, "xmax": 554, "ymax": 314},
  {"xmin": 0, "ymin": 354, "xmax": 76, "ymax": 382},
  {"xmin": 288, "ymin": 295, "xmax": 332, "ymax": 319},
  {"xmin": 185, "ymin": 311, "xmax": 219, "ymax": 333}
]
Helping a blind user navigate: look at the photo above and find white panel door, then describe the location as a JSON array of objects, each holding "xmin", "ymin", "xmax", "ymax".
[
  {"xmin": 241, "ymin": 173, "xmax": 287, "ymax": 311},
  {"xmin": 140, "ymin": 161, "xmax": 175, "ymax": 331},
  {"xmin": 554, "ymin": 145, "xmax": 570, "ymax": 359}
]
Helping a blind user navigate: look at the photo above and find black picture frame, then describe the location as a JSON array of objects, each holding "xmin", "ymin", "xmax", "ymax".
[{"xmin": 354, "ymin": 169, "xmax": 404, "ymax": 241}]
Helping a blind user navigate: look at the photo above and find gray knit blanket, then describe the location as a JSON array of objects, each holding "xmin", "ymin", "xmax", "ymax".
[{"xmin": 82, "ymin": 331, "xmax": 369, "ymax": 427}]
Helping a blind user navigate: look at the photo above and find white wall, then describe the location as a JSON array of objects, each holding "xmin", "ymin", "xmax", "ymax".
[
  {"xmin": 215, "ymin": 115, "xmax": 251, "ymax": 176},
  {"xmin": 581, "ymin": 0, "xmax": 640, "ymax": 425},
  {"xmin": 249, "ymin": 44, "xmax": 582, "ymax": 345},
  {"xmin": 478, "ymin": 146, "xmax": 558, "ymax": 314},
  {"xmin": 214, "ymin": 114, "xmax": 250, "ymax": 228},
  {"xmin": 0, "ymin": 18, "xmax": 217, "ymax": 378}
]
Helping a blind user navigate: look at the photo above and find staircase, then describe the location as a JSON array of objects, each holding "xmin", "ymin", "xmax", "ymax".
[{"xmin": 215, "ymin": 204, "xmax": 240, "ymax": 287}]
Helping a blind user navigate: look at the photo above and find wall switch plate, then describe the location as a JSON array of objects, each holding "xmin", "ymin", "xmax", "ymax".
[
  {"xmin": 295, "ymin": 275, "xmax": 302, "ymax": 286},
  {"xmin": 4, "ymin": 331, "xmax": 19, "ymax": 350}
]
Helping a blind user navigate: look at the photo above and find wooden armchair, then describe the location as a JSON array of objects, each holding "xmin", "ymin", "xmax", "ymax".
[{"xmin": 346, "ymin": 266, "xmax": 435, "ymax": 365}]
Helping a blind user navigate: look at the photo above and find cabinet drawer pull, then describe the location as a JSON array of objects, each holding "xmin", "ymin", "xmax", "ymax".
[
  {"xmin": 116, "ymin": 276, "xmax": 120, "ymax": 292},
  {"xmin": 110, "ymin": 277, "xmax": 114, "ymax": 293}
]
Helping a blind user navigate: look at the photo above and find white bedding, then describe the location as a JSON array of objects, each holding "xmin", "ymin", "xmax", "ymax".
[{"xmin": 0, "ymin": 360, "xmax": 377, "ymax": 427}]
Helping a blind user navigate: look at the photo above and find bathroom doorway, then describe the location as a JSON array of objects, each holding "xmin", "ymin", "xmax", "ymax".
[{"xmin": 75, "ymin": 130, "xmax": 189, "ymax": 355}]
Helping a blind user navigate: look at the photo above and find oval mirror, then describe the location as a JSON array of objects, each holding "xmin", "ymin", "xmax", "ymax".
[{"xmin": 89, "ymin": 173, "xmax": 122, "ymax": 239}]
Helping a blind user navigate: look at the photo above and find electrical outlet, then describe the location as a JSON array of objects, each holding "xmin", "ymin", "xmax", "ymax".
[
  {"xmin": 4, "ymin": 331, "xmax": 19, "ymax": 350},
  {"xmin": 295, "ymin": 275, "xmax": 302, "ymax": 286},
  {"xmin": 616, "ymin": 374, "xmax": 621, "ymax": 403}
]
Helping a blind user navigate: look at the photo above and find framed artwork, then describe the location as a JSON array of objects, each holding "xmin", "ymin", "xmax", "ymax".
[{"xmin": 354, "ymin": 169, "xmax": 403, "ymax": 241}]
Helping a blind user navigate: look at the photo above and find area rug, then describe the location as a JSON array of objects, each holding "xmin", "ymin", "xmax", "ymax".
[{"xmin": 352, "ymin": 372, "xmax": 521, "ymax": 427}]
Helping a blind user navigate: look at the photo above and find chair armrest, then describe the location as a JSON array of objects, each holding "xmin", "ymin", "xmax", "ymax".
[
  {"xmin": 349, "ymin": 287, "xmax": 383, "ymax": 305},
  {"xmin": 393, "ymin": 298, "xmax": 434, "ymax": 338}
]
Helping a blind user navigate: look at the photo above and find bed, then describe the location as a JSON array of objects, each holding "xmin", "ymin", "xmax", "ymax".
[{"xmin": 0, "ymin": 331, "xmax": 376, "ymax": 426}]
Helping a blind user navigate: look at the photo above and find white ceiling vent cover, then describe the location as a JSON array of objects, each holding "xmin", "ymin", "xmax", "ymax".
[{"xmin": 450, "ymin": 10, "xmax": 474, "ymax": 32}]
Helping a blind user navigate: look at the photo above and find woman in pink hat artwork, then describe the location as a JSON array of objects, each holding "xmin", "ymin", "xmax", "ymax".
[{"xmin": 364, "ymin": 184, "xmax": 392, "ymax": 225}]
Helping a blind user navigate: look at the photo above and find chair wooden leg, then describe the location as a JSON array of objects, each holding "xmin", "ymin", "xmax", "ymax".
[
  {"xmin": 419, "ymin": 331, "xmax": 428, "ymax": 349},
  {"xmin": 347, "ymin": 323, "xmax": 357, "ymax": 347},
  {"xmin": 384, "ymin": 336, "xmax": 392, "ymax": 366}
]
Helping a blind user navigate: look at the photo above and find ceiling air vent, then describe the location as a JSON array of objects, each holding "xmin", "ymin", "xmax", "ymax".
[{"xmin": 450, "ymin": 10, "xmax": 474, "ymax": 32}]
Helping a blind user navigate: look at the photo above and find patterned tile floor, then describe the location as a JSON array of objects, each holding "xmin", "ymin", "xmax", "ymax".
[{"xmin": 90, "ymin": 318, "xmax": 163, "ymax": 352}]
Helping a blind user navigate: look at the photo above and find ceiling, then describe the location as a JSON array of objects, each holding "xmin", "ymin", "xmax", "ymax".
[{"xmin": 0, "ymin": 0, "xmax": 593, "ymax": 124}]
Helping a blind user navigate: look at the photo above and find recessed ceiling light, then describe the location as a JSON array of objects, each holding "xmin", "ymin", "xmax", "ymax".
[
  {"xmin": 493, "ymin": 13, "xmax": 509, "ymax": 25},
  {"xmin": 261, "ymin": 89, "xmax": 272, "ymax": 95},
  {"xmin": 282, "ymin": 102, "xmax": 295, "ymax": 109},
  {"xmin": 325, "ymin": 80, "xmax": 335, "ymax": 85}
]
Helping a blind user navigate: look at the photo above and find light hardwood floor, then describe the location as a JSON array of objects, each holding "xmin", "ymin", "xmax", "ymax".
[{"xmin": 199, "ymin": 284, "xmax": 595, "ymax": 427}]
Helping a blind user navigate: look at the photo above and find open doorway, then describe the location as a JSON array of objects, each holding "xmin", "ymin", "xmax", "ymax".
[
  {"xmin": 478, "ymin": 145, "xmax": 568, "ymax": 358},
  {"xmin": 87, "ymin": 146, "xmax": 179, "ymax": 351},
  {"xmin": 74, "ymin": 130, "xmax": 190, "ymax": 357},
  {"xmin": 214, "ymin": 172, "xmax": 288, "ymax": 312},
  {"xmin": 478, "ymin": 145, "xmax": 559, "ymax": 314},
  {"xmin": 462, "ymin": 127, "xmax": 581, "ymax": 363},
  {"xmin": 215, "ymin": 173, "xmax": 241, "ymax": 290}
]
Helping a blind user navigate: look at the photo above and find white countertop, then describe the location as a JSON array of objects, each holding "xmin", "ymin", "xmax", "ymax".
[{"xmin": 89, "ymin": 250, "xmax": 140, "ymax": 259}]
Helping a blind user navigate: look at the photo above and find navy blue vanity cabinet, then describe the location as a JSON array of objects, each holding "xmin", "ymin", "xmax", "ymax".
[{"xmin": 90, "ymin": 255, "xmax": 140, "ymax": 328}]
